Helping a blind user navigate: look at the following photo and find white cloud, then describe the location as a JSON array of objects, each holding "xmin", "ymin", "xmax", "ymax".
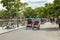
[
  {"xmin": 21, "ymin": 0, "xmax": 54, "ymax": 3},
  {"xmin": 0, "ymin": 0, "xmax": 54, "ymax": 10},
  {"xmin": 21, "ymin": 0, "xmax": 54, "ymax": 8},
  {"xmin": 47, "ymin": 0, "xmax": 54, "ymax": 3},
  {"xmin": 21, "ymin": 0, "xmax": 29, "ymax": 2}
]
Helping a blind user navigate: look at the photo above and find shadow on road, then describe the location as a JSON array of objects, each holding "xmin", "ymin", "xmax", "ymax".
[
  {"xmin": 21, "ymin": 27, "xmax": 60, "ymax": 31},
  {"xmin": 40, "ymin": 27, "xmax": 60, "ymax": 31}
]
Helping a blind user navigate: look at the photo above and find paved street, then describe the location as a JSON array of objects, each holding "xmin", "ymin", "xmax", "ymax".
[{"xmin": 0, "ymin": 22, "xmax": 60, "ymax": 40}]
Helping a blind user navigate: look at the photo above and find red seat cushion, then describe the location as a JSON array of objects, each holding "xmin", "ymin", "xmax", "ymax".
[{"xmin": 34, "ymin": 22, "xmax": 39, "ymax": 25}]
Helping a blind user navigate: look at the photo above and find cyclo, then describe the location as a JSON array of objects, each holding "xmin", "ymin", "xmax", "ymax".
[
  {"xmin": 26, "ymin": 17, "xmax": 32, "ymax": 29},
  {"xmin": 32, "ymin": 17, "xmax": 40, "ymax": 30}
]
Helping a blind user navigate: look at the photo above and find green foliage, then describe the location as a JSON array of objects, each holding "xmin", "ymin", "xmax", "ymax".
[
  {"xmin": 34, "ymin": 7, "xmax": 45, "ymax": 17},
  {"xmin": 23, "ymin": 7, "xmax": 35, "ymax": 18},
  {"xmin": 43, "ymin": 3, "xmax": 55, "ymax": 18},
  {"xmin": 1, "ymin": 0, "xmax": 28, "ymax": 18},
  {"xmin": 0, "ymin": 0, "xmax": 60, "ymax": 18}
]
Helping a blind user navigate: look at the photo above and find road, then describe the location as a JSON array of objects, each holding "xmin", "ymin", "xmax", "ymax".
[{"xmin": 0, "ymin": 22, "xmax": 60, "ymax": 40}]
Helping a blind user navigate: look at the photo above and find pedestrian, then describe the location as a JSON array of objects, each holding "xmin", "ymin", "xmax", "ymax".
[
  {"xmin": 50, "ymin": 17, "xmax": 55, "ymax": 23},
  {"xmin": 56, "ymin": 16, "xmax": 60, "ymax": 28}
]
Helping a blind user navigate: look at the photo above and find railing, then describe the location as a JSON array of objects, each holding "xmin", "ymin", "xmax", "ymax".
[{"xmin": 0, "ymin": 19, "xmax": 26, "ymax": 29}]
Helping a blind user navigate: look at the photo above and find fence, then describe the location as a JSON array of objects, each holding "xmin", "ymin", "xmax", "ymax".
[{"xmin": 0, "ymin": 18, "xmax": 26, "ymax": 29}]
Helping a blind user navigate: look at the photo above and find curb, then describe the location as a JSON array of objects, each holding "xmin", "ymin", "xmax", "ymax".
[{"xmin": 0, "ymin": 26, "xmax": 25, "ymax": 35}]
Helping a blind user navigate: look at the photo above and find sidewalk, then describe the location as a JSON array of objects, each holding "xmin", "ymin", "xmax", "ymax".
[
  {"xmin": 0, "ymin": 22, "xmax": 60, "ymax": 34},
  {"xmin": 40, "ymin": 22, "xmax": 60, "ymax": 34},
  {"xmin": 40, "ymin": 22, "xmax": 58, "ymax": 28},
  {"xmin": 0, "ymin": 24, "xmax": 26, "ymax": 34}
]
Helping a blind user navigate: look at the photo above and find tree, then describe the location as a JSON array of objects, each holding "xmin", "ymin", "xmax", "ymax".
[
  {"xmin": 44, "ymin": 3, "xmax": 55, "ymax": 18},
  {"xmin": 54, "ymin": 0, "xmax": 60, "ymax": 6},
  {"xmin": 23, "ymin": 7, "xmax": 35, "ymax": 18},
  {"xmin": 54, "ymin": 0, "xmax": 60, "ymax": 17},
  {"xmin": 34, "ymin": 7, "xmax": 45, "ymax": 17},
  {"xmin": 18, "ymin": 2, "xmax": 28, "ymax": 17},
  {"xmin": 1, "ymin": 0, "xmax": 27, "ymax": 18}
]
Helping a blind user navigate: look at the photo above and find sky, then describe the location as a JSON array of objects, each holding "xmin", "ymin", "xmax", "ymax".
[
  {"xmin": 21, "ymin": 0, "xmax": 54, "ymax": 8},
  {"xmin": 0, "ymin": 0, "xmax": 54, "ymax": 10}
]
